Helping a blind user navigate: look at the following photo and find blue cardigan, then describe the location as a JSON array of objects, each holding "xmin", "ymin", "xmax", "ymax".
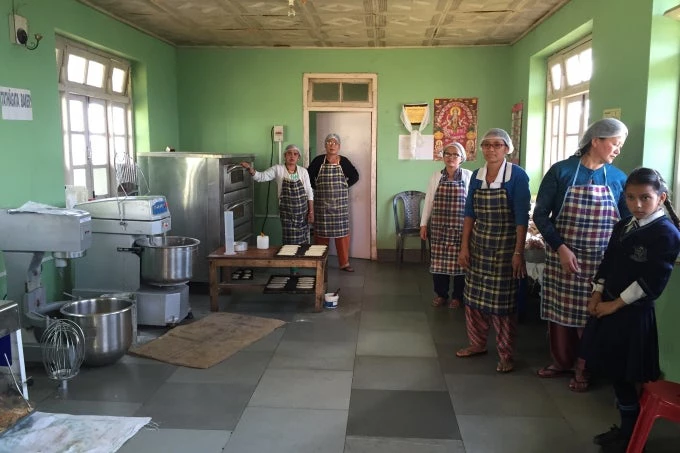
[
  {"xmin": 464, "ymin": 163, "xmax": 531, "ymax": 227},
  {"xmin": 533, "ymin": 156, "xmax": 629, "ymax": 250}
]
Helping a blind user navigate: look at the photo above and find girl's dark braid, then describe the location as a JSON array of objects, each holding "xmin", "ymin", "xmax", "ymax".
[{"xmin": 626, "ymin": 167, "xmax": 680, "ymax": 231}]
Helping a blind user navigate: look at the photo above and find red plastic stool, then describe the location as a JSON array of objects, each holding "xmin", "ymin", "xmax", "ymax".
[{"xmin": 626, "ymin": 380, "xmax": 680, "ymax": 453}]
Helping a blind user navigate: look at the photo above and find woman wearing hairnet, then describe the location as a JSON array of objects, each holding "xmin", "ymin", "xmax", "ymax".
[
  {"xmin": 456, "ymin": 128, "xmax": 531, "ymax": 373},
  {"xmin": 533, "ymin": 118, "xmax": 629, "ymax": 392},
  {"xmin": 240, "ymin": 144, "xmax": 314, "ymax": 245},
  {"xmin": 420, "ymin": 142, "xmax": 473, "ymax": 309},
  {"xmin": 307, "ymin": 133, "xmax": 359, "ymax": 271}
]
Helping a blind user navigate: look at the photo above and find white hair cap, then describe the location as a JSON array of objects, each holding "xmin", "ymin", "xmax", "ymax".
[
  {"xmin": 481, "ymin": 128, "xmax": 514, "ymax": 155},
  {"xmin": 442, "ymin": 142, "xmax": 466, "ymax": 162},
  {"xmin": 577, "ymin": 118, "xmax": 628, "ymax": 152}
]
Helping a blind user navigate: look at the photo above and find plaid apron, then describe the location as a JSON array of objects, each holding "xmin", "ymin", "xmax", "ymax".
[
  {"xmin": 464, "ymin": 164, "xmax": 518, "ymax": 315},
  {"xmin": 430, "ymin": 168, "xmax": 466, "ymax": 275},
  {"xmin": 541, "ymin": 165, "xmax": 620, "ymax": 327},
  {"xmin": 279, "ymin": 175, "xmax": 309, "ymax": 245},
  {"xmin": 314, "ymin": 157, "xmax": 349, "ymax": 238}
]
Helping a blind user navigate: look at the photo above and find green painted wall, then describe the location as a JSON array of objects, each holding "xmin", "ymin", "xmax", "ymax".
[
  {"xmin": 176, "ymin": 47, "xmax": 512, "ymax": 247},
  {"xmin": 0, "ymin": 0, "xmax": 179, "ymax": 301}
]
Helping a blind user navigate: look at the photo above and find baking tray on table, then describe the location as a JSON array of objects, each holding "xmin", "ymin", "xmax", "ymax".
[
  {"xmin": 263, "ymin": 275, "xmax": 316, "ymax": 294},
  {"xmin": 276, "ymin": 244, "xmax": 327, "ymax": 257}
]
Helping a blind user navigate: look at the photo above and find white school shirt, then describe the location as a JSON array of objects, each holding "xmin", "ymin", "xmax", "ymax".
[{"xmin": 253, "ymin": 164, "xmax": 314, "ymax": 201}]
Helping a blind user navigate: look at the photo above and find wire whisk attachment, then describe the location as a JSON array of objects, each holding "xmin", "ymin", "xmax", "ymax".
[{"xmin": 40, "ymin": 319, "xmax": 86, "ymax": 395}]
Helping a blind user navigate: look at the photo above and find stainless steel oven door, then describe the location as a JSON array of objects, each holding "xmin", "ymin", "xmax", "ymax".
[
  {"xmin": 224, "ymin": 199, "xmax": 253, "ymax": 227},
  {"xmin": 223, "ymin": 164, "xmax": 252, "ymax": 192}
]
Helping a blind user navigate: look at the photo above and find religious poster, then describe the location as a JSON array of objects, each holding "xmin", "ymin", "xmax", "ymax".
[
  {"xmin": 433, "ymin": 98, "xmax": 478, "ymax": 161},
  {"xmin": 508, "ymin": 102, "xmax": 523, "ymax": 164}
]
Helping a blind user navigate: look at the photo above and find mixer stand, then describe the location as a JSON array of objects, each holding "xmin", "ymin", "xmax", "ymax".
[{"xmin": 136, "ymin": 284, "xmax": 190, "ymax": 327}]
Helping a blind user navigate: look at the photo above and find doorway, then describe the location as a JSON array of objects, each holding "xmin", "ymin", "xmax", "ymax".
[{"xmin": 302, "ymin": 73, "xmax": 377, "ymax": 260}]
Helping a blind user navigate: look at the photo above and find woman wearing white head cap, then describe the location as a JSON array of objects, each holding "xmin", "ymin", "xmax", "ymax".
[
  {"xmin": 456, "ymin": 128, "xmax": 531, "ymax": 373},
  {"xmin": 241, "ymin": 144, "xmax": 314, "ymax": 245},
  {"xmin": 533, "ymin": 118, "xmax": 629, "ymax": 392},
  {"xmin": 307, "ymin": 133, "xmax": 360, "ymax": 271},
  {"xmin": 420, "ymin": 142, "xmax": 472, "ymax": 309}
]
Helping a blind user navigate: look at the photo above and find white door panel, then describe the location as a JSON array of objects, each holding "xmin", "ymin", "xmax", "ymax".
[{"xmin": 316, "ymin": 112, "xmax": 371, "ymax": 259}]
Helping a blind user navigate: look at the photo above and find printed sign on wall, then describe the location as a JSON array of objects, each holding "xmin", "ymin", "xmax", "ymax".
[{"xmin": 0, "ymin": 86, "xmax": 33, "ymax": 120}]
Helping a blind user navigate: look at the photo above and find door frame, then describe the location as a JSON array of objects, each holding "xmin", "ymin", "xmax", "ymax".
[{"xmin": 302, "ymin": 73, "xmax": 378, "ymax": 260}]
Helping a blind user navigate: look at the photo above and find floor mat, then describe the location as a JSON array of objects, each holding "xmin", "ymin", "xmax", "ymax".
[
  {"xmin": 128, "ymin": 313, "xmax": 285, "ymax": 369},
  {"xmin": 0, "ymin": 411, "xmax": 150, "ymax": 453}
]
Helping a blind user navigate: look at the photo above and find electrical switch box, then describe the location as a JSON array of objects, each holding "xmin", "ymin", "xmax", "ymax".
[{"xmin": 273, "ymin": 125, "xmax": 284, "ymax": 142}]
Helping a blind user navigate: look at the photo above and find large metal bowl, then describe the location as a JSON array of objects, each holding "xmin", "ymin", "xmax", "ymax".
[
  {"xmin": 59, "ymin": 297, "xmax": 134, "ymax": 366},
  {"xmin": 134, "ymin": 236, "xmax": 200, "ymax": 286}
]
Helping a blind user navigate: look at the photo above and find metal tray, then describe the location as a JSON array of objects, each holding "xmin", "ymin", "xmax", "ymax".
[
  {"xmin": 263, "ymin": 275, "xmax": 316, "ymax": 294},
  {"xmin": 276, "ymin": 244, "xmax": 327, "ymax": 258}
]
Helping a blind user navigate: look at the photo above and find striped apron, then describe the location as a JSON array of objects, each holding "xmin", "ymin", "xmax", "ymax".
[
  {"xmin": 464, "ymin": 164, "xmax": 517, "ymax": 315},
  {"xmin": 279, "ymin": 175, "xmax": 309, "ymax": 245},
  {"xmin": 541, "ymin": 165, "xmax": 620, "ymax": 327},
  {"xmin": 314, "ymin": 157, "xmax": 349, "ymax": 238},
  {"xmin": 430, "ymin": 168, "xmax": 466, "ymax": 275}
]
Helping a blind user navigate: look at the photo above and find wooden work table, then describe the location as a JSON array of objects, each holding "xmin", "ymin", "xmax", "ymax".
[{"xmin": 207, "ymin": 246, "xmax": 328, "ymax": 312}]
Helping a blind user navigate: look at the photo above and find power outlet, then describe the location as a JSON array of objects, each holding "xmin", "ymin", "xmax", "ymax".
[
  {"xmin": 9, "ymin": 14, "xmax": 28, "ymax": 45},
  {"xmin": 273, "ymin": 125, "xmax": 284, "ymax": 142}
]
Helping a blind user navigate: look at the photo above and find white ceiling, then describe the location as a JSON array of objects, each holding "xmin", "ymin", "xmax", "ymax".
[{"xmin": 77, "ymin": 0, "xmax": 571, "ymax": 48}]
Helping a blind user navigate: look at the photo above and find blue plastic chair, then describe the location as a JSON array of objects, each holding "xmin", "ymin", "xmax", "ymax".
[{"xmin": 392, "ymin": 191, "xmax": 427, "ymax": 265}]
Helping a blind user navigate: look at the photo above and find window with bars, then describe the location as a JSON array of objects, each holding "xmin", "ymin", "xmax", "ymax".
[
  {"xmin": 544, "ymin": 38, "xmax": 592, "ymax": 173},
  {"xmin": 56, "ymin": 37, "xmax": 134, "ymax": 199}
]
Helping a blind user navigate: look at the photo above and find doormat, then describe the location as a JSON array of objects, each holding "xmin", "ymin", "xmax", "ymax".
[
  {"xmin": 0, "ymin": 411, "xmax": 150, "ymax": 453},
  {"xmin": 128, "ymin": 313, "xmax": 285, "ymax": 369}
]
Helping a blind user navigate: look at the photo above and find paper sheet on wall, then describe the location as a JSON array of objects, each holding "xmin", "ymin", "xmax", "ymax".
[{"xmin": 398, "ymin": 134, "xmax": 434, "ymax": 160}]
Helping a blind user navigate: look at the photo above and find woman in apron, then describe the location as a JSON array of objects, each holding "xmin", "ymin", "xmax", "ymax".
[
  {"xmin": 533, "ymin": 118, "xmax": 629, "ymax": 392},
  {"xmin": 420, "ymin": 142, "xmax": 472, "ymax": 308},
  {"xmin": 307, "ymin": 133, "xmax": 359, "ymax": 271},
  {"xmin": 241, "ymin": 144, "xmax": 314, "ymax": 244},
  {"xmin": 457, "ymin": 129, "xmax": 531, "ymax": 373}
]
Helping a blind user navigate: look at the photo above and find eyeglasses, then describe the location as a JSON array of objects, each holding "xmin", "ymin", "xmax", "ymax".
[
  {"xmin": 325, "ymin": 140, "xmax": 339, "ymax": 145},
  {"xmin": 481, "ymin": 142, "xmax": 506, "ymax": 150},
  {"xmin": 443, "ymin": 152, "xmax": 462, "ymax": 158}
]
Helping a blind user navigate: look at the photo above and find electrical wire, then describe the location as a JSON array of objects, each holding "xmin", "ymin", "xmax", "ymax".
[{"xmin": 259, "ymin": 126, "xmax": 276, "ymax": 233}]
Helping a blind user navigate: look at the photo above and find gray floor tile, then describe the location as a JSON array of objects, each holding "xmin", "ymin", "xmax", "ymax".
[
  {"xmin": 166, "ymin": 351, "xmax": 271, "ymax": 385},
  {"xmin": 445, "ymin": 374, "xmax": 561, "ymax": 416},
  {"xmin": 269, "ymin": 339, "xmax": 356, "ymax": 370},
  {"xmin": 361, "ymin": 294, "xmax": 425, "ymax": 311},
  {"xmin": 118, "ymin": 428, "xmax": 231, "ymax": 453},
  {"xmin": 352, "ymin": 356, "xmax": 447, "ymax": 391},
  {"xmin": 248, "ymin": 368, "xmax": 352, "ymax": 410},
  {"xmin": 241, "ymin": 327, "xmax": 284, "ymax": 352},
  {"xmin": 34, "ymin": 362, "xmax": 177, "ymax": 403},
  {"xmin": 357, "ymin": 330, "xmax": 437, "ymax": 357},
  {"xmin": 36, "ymin": 398, "xmax": 141, "ymax": 416},
  {"xmin": 364, "ymin": 279, "xmax": 422, "ymax": 296},
  {"xmin": 456, "ymin": 414, "xmax": 598, "ymax": 453},
  {"xmin": 347, "ymin": 389, "xmax": 460, "ymax": 440},
  {"xmin": 134, "ymin": 382, "xmax": 255, "ymax": 430},
  {"xmin": 345, "ymin": 436, "xmax": 465, "ymax": 453},
  {"xmin": 360, "ymin": 311, "xmax": 430, "ymax": 332},
  {"xmin": 224, "ymin": 406, "xmax": 347, "ymax": 453},
  {"xmin": 282, "ymin": 315, "xmax": 359, "ymax": 342},
  {"xmin": 437, "ymin": 344, "xmax": 537, "ymax": 376}
]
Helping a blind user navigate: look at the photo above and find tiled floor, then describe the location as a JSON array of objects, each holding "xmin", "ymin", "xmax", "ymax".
[{"xmin": 20, "ymin": 260, "xmax": 680, "ymax": 452}]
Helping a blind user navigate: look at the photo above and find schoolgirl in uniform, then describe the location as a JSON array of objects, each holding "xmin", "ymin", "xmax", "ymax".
[{"xmin": 581, "ymin": 167, "xmax": 680, "ymax": 453}]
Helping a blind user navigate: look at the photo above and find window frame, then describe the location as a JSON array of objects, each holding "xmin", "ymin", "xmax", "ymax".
[
  {"xmin": 56, "ymin": 36, "xmax": 134, "ymax": 199},
  {"xmin": 306, "ymin": 77, "xmax": 373, "ymax": 108},
  {"xmin": 543, "ymin": 38, "xmax": 592, "ymax": 174}
]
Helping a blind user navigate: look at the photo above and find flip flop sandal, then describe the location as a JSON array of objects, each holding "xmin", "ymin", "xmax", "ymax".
[
  {"xmin": 448, "ymin": 299, "xmax": 461, "ymax": 309},
  {"xmin": 340, "ymin": 266, "xmax": 354, "ymax": 272},
  {"xmin": 497, "ymin": 360, "xmax": 514, "ymax": 373},
  {"xmin": 432, "ymin": 297, "xmax": 446, "ymax": 307},
  {"xmin": 536, "ymin": 365, "xmax": 572, "ymax": 378},
  {"xmin": 569, "ymin": 375, "xmax": 590, "ymax": 392},
  {"xmin": 455, "ymin": 346, "xmax": 488, "ymax": 358}
]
